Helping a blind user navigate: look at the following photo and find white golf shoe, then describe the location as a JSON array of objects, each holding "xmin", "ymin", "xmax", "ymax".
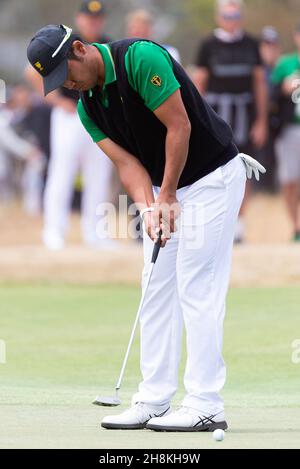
[
  {"xmin": 101, "ymin": 402, "xmax": 171, "ymax": 430},
  {"xmin": 146, "ymin": 406, "xmax": 228, "ymax": 432}
]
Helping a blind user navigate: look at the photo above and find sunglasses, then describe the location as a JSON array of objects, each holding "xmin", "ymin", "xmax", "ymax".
[
  {"xmin": 221, "ymin": 12, "xmax": 242, "ymax": 21},
  {"xmin": 52, "ymin": 24, "xmax": 73, "ymax": 58}
]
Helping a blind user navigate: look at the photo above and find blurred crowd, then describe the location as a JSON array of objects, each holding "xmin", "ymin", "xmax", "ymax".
[{"xmin": 1, "ymin": 0, "xmax": 300, "ymax": 248}]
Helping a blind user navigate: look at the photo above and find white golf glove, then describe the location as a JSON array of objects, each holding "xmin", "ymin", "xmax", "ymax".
[{"xmin": 239, "ymin": 153, "xmax": 266, "ymax": 181}]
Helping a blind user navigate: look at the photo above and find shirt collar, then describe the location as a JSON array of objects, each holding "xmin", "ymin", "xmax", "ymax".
[
  {"xmin": 92, "ymin": 43, "xmax": 116, "ymax": 87},
  {"xmin": 214, "ymin": 28, "xmax": 244, "ymax": 43}
]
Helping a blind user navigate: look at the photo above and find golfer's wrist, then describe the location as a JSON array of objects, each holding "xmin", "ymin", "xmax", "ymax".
[{"xmin": 140, "ymin": 207, "xmax": 154, "ymax": 221}]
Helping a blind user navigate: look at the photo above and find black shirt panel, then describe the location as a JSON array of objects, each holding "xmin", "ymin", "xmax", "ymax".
[
  {"xmin": 196, "ymin": 33, "xmax": 261, "ymax": 94},
  {"xmin": 195, "ymin": 33, "xmax": 261, "ymax": 147},
  {"xmin": 17, "ymin": 103, "xmax": 52, "ymax": 159}
]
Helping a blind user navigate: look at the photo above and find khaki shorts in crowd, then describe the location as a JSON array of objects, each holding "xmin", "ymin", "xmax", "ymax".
[{"xmin": 275, "ymin": 124, "xmax": 300, "ymax": 185}]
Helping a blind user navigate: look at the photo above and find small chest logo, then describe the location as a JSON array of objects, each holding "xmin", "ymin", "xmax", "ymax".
[{"xmin": 151, "ymin": 75, "xmax": 162, "ymax": 87}]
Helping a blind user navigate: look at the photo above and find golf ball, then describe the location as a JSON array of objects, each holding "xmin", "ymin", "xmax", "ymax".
[{"xmin": 213, "ymin": 429, "xmax": 225, "ymax": 442}]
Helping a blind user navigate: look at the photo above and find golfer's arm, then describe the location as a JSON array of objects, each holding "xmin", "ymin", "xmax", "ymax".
[
  {"xmin": 97, "ymin": 138, "xmax": 155, "ymax": 210},
  {"xmin": 153, "ymin": 89, "xmax": 191, "ymax": 195}
]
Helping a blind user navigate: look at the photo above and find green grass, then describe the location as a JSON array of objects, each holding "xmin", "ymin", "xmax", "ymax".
[{"xmin": 0, "ymin": 285, "xmax": 299, "ymax": 449}]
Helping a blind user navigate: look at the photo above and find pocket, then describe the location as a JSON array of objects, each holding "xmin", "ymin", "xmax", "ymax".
[
  {"xmin": 190, "ymin": 166, "xmax": 225, "ymax": 193},
  {"xmin": 236, "ymin": 155, "xmax": 247, "ymax": 179},
  {"xmin": 221, "ymin": 156, "xmax": 246, "ymax": 186}
]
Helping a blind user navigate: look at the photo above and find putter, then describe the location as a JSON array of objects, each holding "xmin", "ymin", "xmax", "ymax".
[{"xmin": 93, "ymin": 230, "xmax": 163, "ymax": 407}]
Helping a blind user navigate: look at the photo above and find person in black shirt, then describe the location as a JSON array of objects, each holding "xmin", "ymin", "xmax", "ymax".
[{"xmin": 194, "ymin": 0, "xmax": 268, "ymax": 242}]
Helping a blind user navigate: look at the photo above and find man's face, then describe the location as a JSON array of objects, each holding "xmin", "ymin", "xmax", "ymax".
[
  {"xmin": 126, "ymin": 19, "xmax": 153, "ymax": 39},
  {"xmin": 260, "ymin": 42, "xmax": 280, "ymax": 67},
  {"xmin": 217, "ymin": 4, "xmax": 243, "ymax": 33},
  {"xmin": 76, "ymin": 13, "xmax": 106, "ymax": 42},
  {"xmin": 63, "ymin": 44, "xmax": 98, "ymax": 92}
]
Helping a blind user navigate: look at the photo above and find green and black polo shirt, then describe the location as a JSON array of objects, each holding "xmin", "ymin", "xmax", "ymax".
[
  {"xmin": 78, "ymin": 38, "xmax": 238, "ymax": 189},
  {"xmin": 78, "ymin": 41, "xmax": 181, "ymax": 141}
]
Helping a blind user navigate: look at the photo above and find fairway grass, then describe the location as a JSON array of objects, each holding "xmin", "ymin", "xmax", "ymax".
[{"xmin": 0, "ymin": 285, "xmax": 299, "ymax": 449}]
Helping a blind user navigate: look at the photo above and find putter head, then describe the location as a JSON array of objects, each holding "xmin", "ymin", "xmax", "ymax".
[{"xmin": 92, "ymin": 395, "xmax": 122, "ymax": 407}]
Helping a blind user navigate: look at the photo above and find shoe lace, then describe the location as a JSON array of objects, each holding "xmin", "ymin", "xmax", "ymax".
[
  {"xmin": 123, "ymin": 402, "xmax": 147, "ymax": 419},
  {"xmin": 173, "ymin": 406, "xmax": 193, "ymax": 416},
  {"xmin": 129, "ymin": 402, "xmax": 170, "ymax": 421},
  {"xmin": 173, "ymin": 406, "xmax": 209, "ymax": 419}
]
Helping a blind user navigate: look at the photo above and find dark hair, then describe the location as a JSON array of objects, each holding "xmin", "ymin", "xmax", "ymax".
[{"xmin": 67, "ymin": 34, "xmax": 87, "ymax": 61}]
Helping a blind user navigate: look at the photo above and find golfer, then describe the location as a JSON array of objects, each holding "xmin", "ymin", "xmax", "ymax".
[{"xmin": 27, "ymin": 24, "xmax": 265, "ymax": 432}]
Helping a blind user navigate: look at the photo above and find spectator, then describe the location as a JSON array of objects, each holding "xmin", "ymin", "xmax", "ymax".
[
  {"xmin": 258, "ymin": 26, "xmax": 281, "ymax": 193},
  {"xmin": 0, "ymin": 94, "xmax": 44, "ymax": 213},
  {"xmin": 25, "ymin": 0, "xmax": 116, "ymax": 250},
  {"xmin": 271, "ymin": 23, "xmax": 300, "ymax": 242},
  {"xmin": 125, "ymin": 9, "xmax": 181, "ymax": 63},
  {"xmin": 9, "ymin": 84, "xmax": 50, "ymax": 215},
  {"xmin": 194, "ymin": 0, "xmax": 268, "ymax": 243},
  {"xmin": 260, "ymin": 26, "xmax": 281, "ymax": 91}
]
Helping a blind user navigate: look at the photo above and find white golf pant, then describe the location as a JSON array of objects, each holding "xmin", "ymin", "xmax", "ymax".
[
  {"xmin": 132, "ymin": 155, "xmax": 246, "ymax": 415},
  {"xmin": 44, "ymin": 107, "xmax": 114, "ymax": 244}
]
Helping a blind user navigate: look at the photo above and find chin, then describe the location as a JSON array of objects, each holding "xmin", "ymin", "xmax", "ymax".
[{"xmin": 78, "ymin": 84, "xmax": 90, "ymax": 91}]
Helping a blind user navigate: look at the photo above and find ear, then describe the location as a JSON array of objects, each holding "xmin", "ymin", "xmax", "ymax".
[{"xmin": 72, "ymin": 40, "xmax": 87, "ymax": 57}]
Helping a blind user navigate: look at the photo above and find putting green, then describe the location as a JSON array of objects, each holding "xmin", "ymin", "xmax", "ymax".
[{"xmin": 0, "ymin": 285, "xmax": 299, "ymax": 449}]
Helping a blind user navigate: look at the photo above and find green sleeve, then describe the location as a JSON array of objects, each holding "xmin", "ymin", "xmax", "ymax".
[
  {"xmin": 125, "ymin": 41, "xmax": 181, "ymax": 111},
  {"xmin": 77, "ymin": 99, "xmax": 107, "ymax": 143},
  {"xmin": 271, "ymin": 54, "xmax": 300, "ymax": 85},
  {"xmin": 271, "ymin": 58, "xmax": 286, "ymax": 85}
]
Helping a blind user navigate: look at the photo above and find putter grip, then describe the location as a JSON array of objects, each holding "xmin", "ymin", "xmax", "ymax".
[{"xmin": 151, "ymin": 230, "xmax": 162, "ymax": 264}]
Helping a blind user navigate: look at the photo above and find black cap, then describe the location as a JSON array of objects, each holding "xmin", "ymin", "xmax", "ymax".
[
  {"xmin": 79, "ymin": 0, "xmax": 106, "ymax": 16},
  {"xmin": 27, "ymin": 24, "xmax": 78, "ymax": 96}
]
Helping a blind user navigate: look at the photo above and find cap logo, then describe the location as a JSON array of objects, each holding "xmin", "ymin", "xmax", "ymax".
[
  {"xmin": 34, "ymin": 61, "xmax": 44, "ymax": 72},
  {"xmin": 151, "ymin": 75, "xmax": 162, "ymax": 87},
  {"xmin": 88, "ymin": 1, "xmax": 102, "ymax": 12}
]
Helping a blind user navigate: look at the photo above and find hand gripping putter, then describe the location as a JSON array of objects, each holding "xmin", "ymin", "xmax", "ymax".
[{"xmin": 93, "ymin": 231, "xmax": 163, "ymax": 407}]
